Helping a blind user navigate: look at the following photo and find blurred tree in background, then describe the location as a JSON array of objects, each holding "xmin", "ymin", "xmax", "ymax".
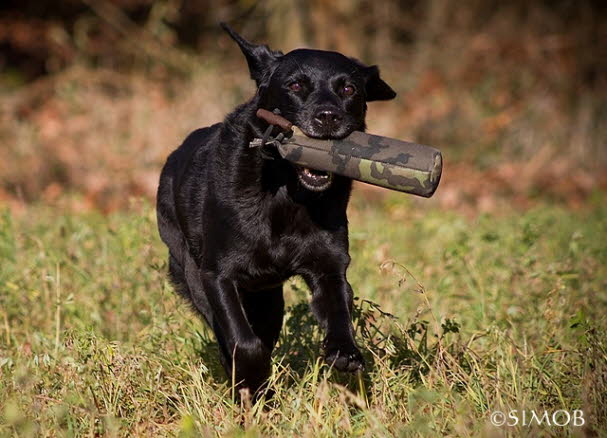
[
  {"xmin": 1, "ymin": 0, "xmax": 606, "ymax": 210},
  {"xmin": 2, "ymin": 0, "xmax": 605, "ymax": 85}
]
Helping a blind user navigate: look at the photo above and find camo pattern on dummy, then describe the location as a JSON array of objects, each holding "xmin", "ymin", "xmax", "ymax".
[{"xmin": 278, "ymin": 128, "xmax": 442, "ymax": 198}]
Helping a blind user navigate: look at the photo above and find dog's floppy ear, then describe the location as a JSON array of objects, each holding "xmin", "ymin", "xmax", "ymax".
[
  {"xmin": 355, "ymin": 62, "xmax": 397, "ymax": 102},
  {"xmin": 221, "ymin": 23, "xmax": 283, "ymax": 86}
]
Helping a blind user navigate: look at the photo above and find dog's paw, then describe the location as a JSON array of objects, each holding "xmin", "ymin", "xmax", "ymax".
[{"xmin": 324, "ymin": 343, "xmax": 364, "ymax": 372}]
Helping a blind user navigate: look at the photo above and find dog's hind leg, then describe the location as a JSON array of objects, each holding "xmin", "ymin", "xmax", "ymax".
[
  {"xmin": 182, "ymin": 254, "xmax": 214, "ymax": 327},
  {"xmin": 168, "ymin": 253, "xmax": 191, "ymax": 299},
  {"xmin": 241, "ymin": 286, "xmax": 285, "ymax": 351}
]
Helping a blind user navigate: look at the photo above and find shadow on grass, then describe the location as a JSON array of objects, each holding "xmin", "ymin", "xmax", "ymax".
[
  {"xmin": 190, "ymin": 296, "xmax": 447, "ymax": 400},
  {"xmin": 273, "ymin": 297, "xmax": 449, "ymax": 398}
]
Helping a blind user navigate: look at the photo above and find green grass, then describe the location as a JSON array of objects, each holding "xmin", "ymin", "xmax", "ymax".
[{"xmin": 1, "ymin": 196, "xmax": 606, "ymax": 437}]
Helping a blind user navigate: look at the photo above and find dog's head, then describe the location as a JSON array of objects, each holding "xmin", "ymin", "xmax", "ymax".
[{"xmin": 222, "ymin": 23, "xmax": 396, "ymax": 191}]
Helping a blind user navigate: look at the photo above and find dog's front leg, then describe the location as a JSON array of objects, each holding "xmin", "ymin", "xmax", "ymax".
[
  {"xmin": 304, "ymin": 269, "xmax": 364, "ymax": 372},
  {"xmin": 196, "ymin": 272, "xmax": 272, "ymax": 393}
]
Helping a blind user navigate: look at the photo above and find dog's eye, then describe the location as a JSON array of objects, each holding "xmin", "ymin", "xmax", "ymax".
[
  {"xmin": 289, "ymin": 82, "xmax": 303, "ymax": 92},
  {"xmin": 343, "ymin": 85, "xmax": 355, "ymax": 96}
]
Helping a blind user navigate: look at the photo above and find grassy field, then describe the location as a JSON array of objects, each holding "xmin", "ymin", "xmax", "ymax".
[
  {"xmin": 0, "ymin": 193, "xmax": 605, "ymax": 437},
  {"xmin": 1, "ymin": 2, "xmax": 605, "ymax": 436}
]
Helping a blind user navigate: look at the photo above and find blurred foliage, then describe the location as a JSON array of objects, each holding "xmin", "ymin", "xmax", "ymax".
[
  {"xmin": 0, "ymin": 0, "xmax": 606, "ymax": 211},
  {"xmin": 1, "ymin": 0, "xmax": 606, "ymax": 87}
]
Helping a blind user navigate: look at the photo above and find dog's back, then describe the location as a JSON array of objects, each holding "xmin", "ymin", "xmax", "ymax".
[{"xmin": 157, "ymin": 124, "xmax": 220, "ymax": 299}]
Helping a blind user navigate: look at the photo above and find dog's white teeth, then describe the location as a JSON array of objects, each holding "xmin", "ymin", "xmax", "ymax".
[{"xmin": 301, "ymin": 167, "xmax": 329, "ymax": 180}]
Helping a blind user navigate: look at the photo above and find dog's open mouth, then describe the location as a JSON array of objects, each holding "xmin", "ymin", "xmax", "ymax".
[{"xmin": 296, "ymin": 166, "xmax": 333, "ymax": 191}]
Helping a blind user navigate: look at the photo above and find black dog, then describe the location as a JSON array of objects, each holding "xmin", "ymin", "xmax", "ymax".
[{"xmin": 156, "ymin": 23, "xmax": 395, "ymax": 395}]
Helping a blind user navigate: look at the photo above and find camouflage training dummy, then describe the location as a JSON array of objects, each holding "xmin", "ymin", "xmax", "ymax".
[{"xmin": 253, "ymin": 109, "xmax": 442, "ymax": 198}]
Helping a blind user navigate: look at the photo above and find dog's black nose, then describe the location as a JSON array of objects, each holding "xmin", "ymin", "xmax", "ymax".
[{"xmin": 314, "ymin": 109, "xmax": 343, "ymax": 130}]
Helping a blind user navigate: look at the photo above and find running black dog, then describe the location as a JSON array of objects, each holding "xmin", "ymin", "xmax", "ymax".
[{"xmin": 156, "ymin": 23, "xmax": 395, "ymax": 395}]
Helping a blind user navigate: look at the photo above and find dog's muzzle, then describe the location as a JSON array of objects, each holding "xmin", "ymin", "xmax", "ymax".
[{"xmin": 252, "ymin": 108, "xmax": 334, "ymax": 192}]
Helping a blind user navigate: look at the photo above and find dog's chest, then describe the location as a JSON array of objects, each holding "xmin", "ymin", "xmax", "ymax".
[{"xmin": 237, "ymin": 201, "xmax": 331, "ymax": 290}]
